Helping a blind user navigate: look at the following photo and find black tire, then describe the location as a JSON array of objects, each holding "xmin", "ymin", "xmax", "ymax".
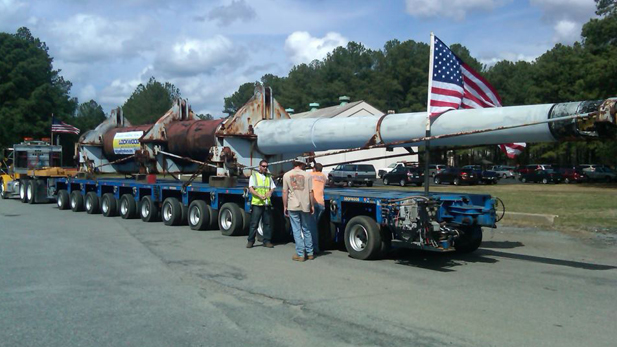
[
  {"xmin": 366, "ymin": 181, "xmax": 373, "ymax": 187},
  {"xmin": 140, "ymin": 196, "xmax": 159, "ymax": 222},
  {"xmin": 70, "ymin": 191, "xmax": 84, "ymax": 212},
  {"xmin": 85, "ymin": 192, "xmax": 100, "ymax": 214},
  {"xmin": 27, "ymin": 180, "xmax": 37, "ymax": 204},
  {"xmin": 209, "ymin": 209, "xmax": 219, "ymax": 230},
  {"xmin": 453, "ymin": 178, "xmax": 461, "ymax": 186},
  {"xmin": 20, "ymin": 180, "xmax": 29, "ymax": 203},
  {"xmin": 188, "ymin": 200, "xmax": 211, "ymax": 231},
  {"xmin": 454, "ymin": 226, "xmax": 483, "ymax": 253},
  {"xmin": 57, "ymin": 189, "xmax": 70, "ymax": 210},
  {"xmin": 120, "ymin": 194, "xmax": 138, "ymax": 219},
  {"xmin": 218, "ymin": 202, "xmax": 243, "ymax": 236},
  {"xmin": 179, "ymin": 203, "xmax": 189, "ymax": 226},
  {"xmin": 383, "ymin": 178, "xmax": 389, "ymax": 185},
  {"xmin": 434, "ymin": 177, "xmax": 441, "ymax": 185},
  {"xmin": 101, "ymin": 193, "xmax": 118, "ymax": 217},
  {"xmin": 399, "ymin": 179, "xmax": 406, "ymax": 187},
  {"xmin": 161, "ymin": 197, "xmax": 182, "ymax": 226},
  {"xmin": 344, "ymin": 215, "xmax": 383, "ymax": 260}
]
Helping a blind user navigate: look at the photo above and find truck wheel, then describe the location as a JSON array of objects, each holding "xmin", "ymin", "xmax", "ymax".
[
  {"xmin": 70, "ymin": 191, "xmax": 84, "ymax": 212},
  {"xmin": 399, "ymin": 179, "xmax": 406, "ymax": 187},
  {"xmin": 454, "ymin": 226, "xmax": 483, "ymax": 253},
  {"xmin": 383, "ymin": 178, "xmax": 389, "ymax": 185},
  {"xmin": 57, "ymin": 190, "xmax": 70, "ymax": 210},
  {"xmin": 120, "ymin": 194, "xmax": 137, "ymax": 219},
  {"xmin": 344, "ymin": 215, "xmax": 382, "ymax": 260},
  {"xmin": 85, "ymin": 192, "xmax": 100, "ymax": 214},
  {"xmin": 101, "ymin": 193, "xmax": 118, "ymax": 217},
  {"xmin": 27, "ymin": 180, "xmax": 37, "ymax": 204},
  {"xmin": 188, "ymin": 200, "xmax": 211, "ymax": 230},
  {"xmin": 162, "ymin": 197, "xmax": 182, "ymax": 226},
  {"xmin": 20, "ymin": 180, "xmax": 29, "ymax": 203},
  {"xmin": 140, "ymin": 196, "xmax": 158, "ymax": 222},
  {"xmin": 218, "ymin": 202, "xmax": 243, "ymax": 236}
]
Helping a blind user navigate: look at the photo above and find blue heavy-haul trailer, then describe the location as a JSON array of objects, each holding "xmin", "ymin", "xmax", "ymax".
[{"xmin": 46, "ymin": 176, "xmax": 495, "ymax": 260}]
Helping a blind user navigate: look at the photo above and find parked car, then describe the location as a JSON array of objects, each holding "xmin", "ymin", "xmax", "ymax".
[
  {"xmin": 382, "ymin": 166, "xmax": 424, "ymax": 187},
  {"xmin": 428, "ymin": 164, "xmax": 446, "ymax": 177},
  {"xmin": 516, "ymin": 164, "xmax": 553, "ymax": 175},
  {"xmin": 582, "ymin": 166, "xmax": 616, "ymax": 182},
  {"xmin": 434, "ymin": 167, "xmax": 479, "ymax": 185},
  {"xmin": 328, "ymin": 164, "xmax": 376, "ymax": 187},
  {"xmin": 490, "ymin": 165, "xmax": 516, "ymax": 179},
  {"xmin": 558, "ymin": 168, "xmax": 588, "ymax": 184},
  {"xmin": 377, "ymin": 161, "xmax": 418, "ymax": 178},
  {"xmin": 519, "ymin": 169, "xmax": 562, "ymax": 184},
  {"xmin": 462, "ymin": 165, "xmax": 499, "ymax": 184}
]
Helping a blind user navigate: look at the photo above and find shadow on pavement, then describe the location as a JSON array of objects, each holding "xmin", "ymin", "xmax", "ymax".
[
  {"xmin": 480, "ymin": 241, "xmax": 524, "ymax": 249},
  {"xmin": 389, "ymin": 249, "xmax": 499, "ymax": 272},
  {"xmin": 478, "ymin": 248, "xmax": 617, "ymax": 271}
]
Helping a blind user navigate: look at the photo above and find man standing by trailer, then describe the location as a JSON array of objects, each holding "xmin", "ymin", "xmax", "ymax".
[
  {"xmin": 309, "ymin": 163, "xmax": 327, "ymax": 254},
  {"xmin": 283, "ymin": 160, "xmax": 314, "ymax": 261},
  {"xmin": 247, "ymin": 159, "xmax": 275, "ymax": 249}
]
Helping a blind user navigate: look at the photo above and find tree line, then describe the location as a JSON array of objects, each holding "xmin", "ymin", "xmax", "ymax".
[{"xmin": 224, "ymin": 1, "xmax": 617, "ymax": 167}]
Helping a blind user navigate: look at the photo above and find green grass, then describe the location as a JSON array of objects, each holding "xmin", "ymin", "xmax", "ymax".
[{"xmin": 372, "ymin": 183, "xmax": 617, "ymax": 232}]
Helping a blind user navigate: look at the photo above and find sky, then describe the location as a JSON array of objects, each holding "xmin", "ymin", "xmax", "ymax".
[{"xmin": 0, "ymin": 0, "xmax": 599, "ymax": 117}]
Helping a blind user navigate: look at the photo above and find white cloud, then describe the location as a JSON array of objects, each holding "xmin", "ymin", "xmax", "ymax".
[
  {"xmin": 530, "ymin": 0, "xmax": 596, "ymax": 44},
  {"xmin": 285, "ymin": 31, "xmax": 348, "ymax": 65},
  {"xmin": 154, "ymin": 36, "xmax": 247, "ymax": 77},
  {"xmin": 78, "ymin": 85, "xmax": 97, "ymax": 103},
  {"xmin": 47, "ymin": 14, "xmax": 151, "ymax": 63},
  {"xmin": 405, "ymin": 0, "xmax": 499, "ymax": 20},
  {"xmin": 99, "ymin": 66, "xmax": 152, "ymax": 108},
  {"xmin": 0, "ymin": 0, "xmax": 30, "ymax": 31},
  {"xmin": 205, "ymin": 0, "xmax": 256, "ymax": 26}
]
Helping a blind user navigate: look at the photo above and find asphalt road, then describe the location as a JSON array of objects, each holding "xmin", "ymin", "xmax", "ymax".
[{"xmin": 1, "ymin": 198, "xmax": 616, "ymax": 347}]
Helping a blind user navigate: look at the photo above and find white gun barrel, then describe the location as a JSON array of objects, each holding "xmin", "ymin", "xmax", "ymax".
[{"xmin": 254, "ymin": 99, "xmax": 615, "ymax": 155}]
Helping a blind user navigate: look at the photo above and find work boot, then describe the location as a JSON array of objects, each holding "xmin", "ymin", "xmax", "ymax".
[
  {"xmin": 307, "ymin": 254, "xmax": 315, "ymax": 260},
  {"xmin": 292, "ymin": 254, "xmax": 305, "ymax": 262},
  {"xmin": 264, "ymin": 242, "xmax": 274, "ymax": 248},
  {"xmin": 246, "ymin": 241, "xmax": 254, "ymax": 248}
]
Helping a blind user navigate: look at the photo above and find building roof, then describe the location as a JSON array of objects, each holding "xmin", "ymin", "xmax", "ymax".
[{"xmin": 290, "ymin": 100, "xmax": 383, "ymax": 119}]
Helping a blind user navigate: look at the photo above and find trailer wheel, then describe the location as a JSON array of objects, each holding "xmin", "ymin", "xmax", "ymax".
[
  {"xmin": 218, "ymin": 202, "xmax": 243, "ymax": 236},
  {"xmin": 57, "ymin": 189, "xmax": 70, "ymax": 210},
  {"xmin": 209, "ymin": 209, "xmax": 219, "ymax": 230},
  {"xmin": 179, "ymin": 204, "xmax": 189, "ymax": 226},
  {"xmin": 162, "ymin": 197, "xmax": 182, "ymax": 226},
  {"xmin": 101, "ymin": 193, "xmax": 118, "ymax": 217},
  {"xmin": 344, "ymin": 215, "xmax": 383, "ymax": 260},
  {"xmin": 70, "ymin": 191, "xmax": 84, "ymax": 212},
  {"xmin": 85, "ymin": 192, "xmax": 100, "ymax": 214},
  {"xmin": 20, "ymin": 180, "xmax": 29, "ymax": 203},
  {"xmin": 140, "ymin": 196, "xmax": 158, "ymax": 222},
  {"xmin": 120, "ymin": 194, "xmax": 137, "ymax": 219},
  {"xmin": 454, "ymin": 226, "xmax": 483, "ymax": 253},
  {"xmin": 188, "ymin": 200, "xmax": 211, "ymax": 230}
]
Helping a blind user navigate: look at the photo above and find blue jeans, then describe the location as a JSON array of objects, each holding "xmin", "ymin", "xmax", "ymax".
[
  {"xmin": 288, "ymin": 210, "xmax": 313, "ymax": 257},
  {"xmin": 308, "ymin": 203, "xmax": 325, "ymax": 253}
]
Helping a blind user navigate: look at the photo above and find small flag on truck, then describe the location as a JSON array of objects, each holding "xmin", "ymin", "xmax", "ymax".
[{"xmin": 51, "ymin": 116, "xmax": 80, "ymax": 135}]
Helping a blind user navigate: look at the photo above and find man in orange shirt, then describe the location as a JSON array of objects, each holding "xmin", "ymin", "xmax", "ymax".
[{"xmin": 309, "ymin": 163, "xmax": 327, "ymax": 254}]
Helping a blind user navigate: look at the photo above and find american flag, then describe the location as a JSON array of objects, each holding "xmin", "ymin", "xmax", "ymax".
[
  {"xmin": 428, "ymin": 35, "xmax": 525, "ymax": 158},
  {"xmin": 51, "ymin": 116, "xmax": 80, "ymax": 135}
]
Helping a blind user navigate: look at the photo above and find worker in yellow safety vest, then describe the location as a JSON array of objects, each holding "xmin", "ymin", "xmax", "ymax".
[{"xmin": 247, "ymin": 159, "xmax": 276, "ymax": 248}]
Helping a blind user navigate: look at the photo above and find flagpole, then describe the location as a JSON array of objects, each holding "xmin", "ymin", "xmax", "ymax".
[
  {"xmin": 51, "ymin": 114, "xmax": 54, "ymax": 145},
  {"xmin": 424, "ymin": 32, "xmax": 435, "ymax": 197}
]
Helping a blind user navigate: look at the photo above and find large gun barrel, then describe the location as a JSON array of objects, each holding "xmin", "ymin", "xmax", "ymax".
[{"xmin": 254, "ymin": 99, "xmax": 615, "ymax": 154}]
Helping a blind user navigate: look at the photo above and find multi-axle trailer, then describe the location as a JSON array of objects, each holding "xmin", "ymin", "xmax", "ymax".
[{"xmin": 42, "ymin": 175, "xmax": 494, "ymax": 260}]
